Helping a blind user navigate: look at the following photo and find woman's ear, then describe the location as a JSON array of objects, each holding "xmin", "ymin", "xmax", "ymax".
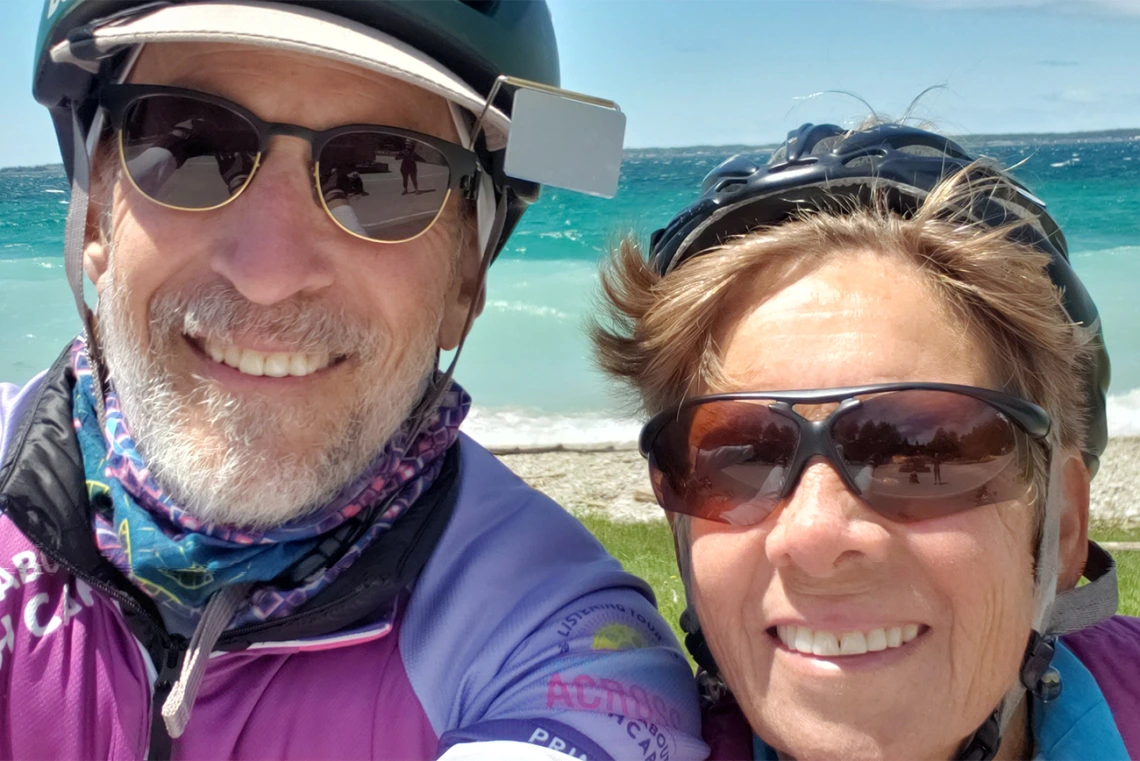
[{"xmin": 1055, "ymin": 450, "xmax": 1090, "ymax": 592}]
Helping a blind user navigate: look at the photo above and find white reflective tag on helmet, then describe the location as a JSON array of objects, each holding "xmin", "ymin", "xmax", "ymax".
[{"xmin": 503, "ymin": 86, "xmax": 626, "ymax": 199}]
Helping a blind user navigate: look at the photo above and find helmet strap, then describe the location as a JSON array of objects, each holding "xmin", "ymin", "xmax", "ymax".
[
  {"xmin": 1048, "ymin": 541, "xmax": 1117, "ymax": 634},
  {"xmin": 63, "ymin": 103, "xmax": 108, "ymax": 426},
  {"xmin": 63, "ymin": 45, "xmax": 145, "ymax": 428},
  {"xmin": 405, "ymin": 189, "xmax": 507, "ymax": 443}
]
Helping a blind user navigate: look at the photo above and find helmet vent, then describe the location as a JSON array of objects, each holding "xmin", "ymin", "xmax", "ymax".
[
  {"xmin": 810, "ymin": 136, "xmax": 845, "ymax": 156},
  {"xmin": 716, "ymin": 179, "xmax": 747, "ymax": 194},
  {"xmin": 896, "ymin": 144, "xmax": 947, "ymax": 158},
  {"xmin": 460, "ymin": 0, "xmax": 500, "ymax": 14}
]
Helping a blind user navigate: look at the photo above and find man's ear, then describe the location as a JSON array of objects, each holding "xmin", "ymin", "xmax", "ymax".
[
  {"xmin": 84, "ymin": 240, "xmax": 111, "ymax": 296},
  {"xmin": 84, "ymin": 151, "xmax": 115, "ymax": 297},
  {"xmin": 1055, "ymin": 449, "xmax": 1091, "ymax": 592},
  {"xmin": 437, "ymin": 227, "xmax": 485, "ymax": 351}
]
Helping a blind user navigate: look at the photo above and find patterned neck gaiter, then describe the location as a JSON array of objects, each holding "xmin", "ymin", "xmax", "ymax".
[{"xmin": 69, "ymin": 339, "xmax": 468, "ymax": 628}]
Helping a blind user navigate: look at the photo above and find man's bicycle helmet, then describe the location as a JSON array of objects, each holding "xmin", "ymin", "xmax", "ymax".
[{"xmin": 34, "ymin": 0, "xmax": 562, "ymax": 260}]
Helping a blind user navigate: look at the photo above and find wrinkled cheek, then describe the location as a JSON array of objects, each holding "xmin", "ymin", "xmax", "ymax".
[
  {"xmin": 688, "ymin": 532, "xmax": 771, "ymax": 690},
  {"xmin": 945, "ymin": 571, "xmax": 1036, "ymax": 724}
]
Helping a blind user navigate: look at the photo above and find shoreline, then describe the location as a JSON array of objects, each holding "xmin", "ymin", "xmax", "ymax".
[{"xmin": 495, "ymin": 436, "xmax": 1140, "ymax": 526}]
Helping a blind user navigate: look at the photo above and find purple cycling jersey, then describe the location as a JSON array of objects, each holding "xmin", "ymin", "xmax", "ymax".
[{"xmin": 0, "ymin": 371, "xmax": 708, "ymax": 760}]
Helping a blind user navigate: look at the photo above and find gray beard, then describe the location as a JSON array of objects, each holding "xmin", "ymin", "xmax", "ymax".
[{"xmin": 96, "ymin": 261, "xmax": 440, "ymax": 529}]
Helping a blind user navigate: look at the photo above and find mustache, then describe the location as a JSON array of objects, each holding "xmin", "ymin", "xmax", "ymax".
[{"xmin": 150, "ymin": 280, "xmax": 379, "ymax": 358}]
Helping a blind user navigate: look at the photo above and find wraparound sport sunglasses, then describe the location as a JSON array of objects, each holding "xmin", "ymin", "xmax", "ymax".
[
  {"xmin": 640, "ymin": 383, "xmax": 1051, "ymax": 525},
  {"xmin": 99, "ymin": 84, "xmax": 481, "ymax": 243}
]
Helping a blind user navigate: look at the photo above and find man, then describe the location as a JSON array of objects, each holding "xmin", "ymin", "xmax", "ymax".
[{"xmin": 0, "ymin": 2, "xmax": 706, "ymax": 759}]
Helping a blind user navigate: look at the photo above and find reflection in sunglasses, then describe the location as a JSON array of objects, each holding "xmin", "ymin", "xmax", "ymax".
[
  {"xmin": 642, "ymin": 385, "xmax": 1046, "ymax": 525},
  {"xmin": 104, "ymin": 84, "xmax": 480, "ymax": 244}
]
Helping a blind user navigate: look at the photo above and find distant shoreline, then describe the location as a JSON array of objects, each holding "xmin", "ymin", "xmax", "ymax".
[
  {"xmin": 625, "ymin": 127, "xmax": 1140, "ymax": 156},
  {"xmin": 955, "ymin": 127, "xmax": 1140, "ymax": 146},
  {"xmin": 5, "ymin": 127, "xmax": 1139, "ymax": 172}
]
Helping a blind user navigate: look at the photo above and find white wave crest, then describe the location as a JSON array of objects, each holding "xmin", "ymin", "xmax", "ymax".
[
  {"xmin": 1073, "ymin": 244, "xmax": 1140, "ymax": 259},
  {"xmin": 535, "ymin": 230, "xmax": 583, "ymax": 242},
  {"xmin": 462, "ymin": 407, "xmax": 640, "ymax": 450},
  {"xmin": 1107, "ymin": 389, "xmax": 1140, "ymax": 436},
  {"xmin": 485, "ymin": 300, "xmax": 572, "ymax": 320}
]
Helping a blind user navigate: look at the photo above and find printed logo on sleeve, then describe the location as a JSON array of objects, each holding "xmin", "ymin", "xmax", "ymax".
[
  {"xmin": 592, "ymin": 623, "xmax": 648, "ymax": 652},
  {"xmin": 556, "ymin": 602, "xmax": 664, "ymax": 653},
  {"xmin": 0, "ymin": 549, "xmax": 95, "ymax": 670}
]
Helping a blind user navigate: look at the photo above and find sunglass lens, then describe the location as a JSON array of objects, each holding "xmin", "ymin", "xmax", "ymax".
[
  {"xmin": 318, "ymin": 133, "xmax": 451, "ymax": 242},
  {"xmin": 649, "ymin": 401, "xmax": 798, "ymax": 525},
  {"xmin": 120, "ymin": 95, "xmax": 259, "ymax": 209},
  {"xmin": 832, "ymin": 390, "xmax": 1030, "ymax": 521}
]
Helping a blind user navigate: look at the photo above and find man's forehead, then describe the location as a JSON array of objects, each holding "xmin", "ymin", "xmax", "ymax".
[{"xmin": 128, "ymin": 41, "xmax": 456, "ymax": 135}]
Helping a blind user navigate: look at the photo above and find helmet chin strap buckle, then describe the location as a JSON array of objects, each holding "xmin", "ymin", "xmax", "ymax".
[
  {"xmin": 956, "ymin": 710, "xmax": 1001, "ymax": 761},
  {"xmin": 1021, "ymin": 631, "xmax": 1063, "ymax": 702},
  {"xmin": 679, "ymin": 608, "xmax": 720, "ymax": 677}
]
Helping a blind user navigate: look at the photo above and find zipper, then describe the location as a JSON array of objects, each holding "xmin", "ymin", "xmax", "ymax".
[{"xmin": 147, "ymin": 634, "xmax": 189, "ymax": 761}]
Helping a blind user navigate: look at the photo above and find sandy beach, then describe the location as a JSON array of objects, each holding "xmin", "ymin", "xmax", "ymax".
[{"xmin": 495, "ymin": 436, "xmax": 1140, "ymax": 526}]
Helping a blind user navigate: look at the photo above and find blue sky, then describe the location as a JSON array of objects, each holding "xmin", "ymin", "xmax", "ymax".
[{"xmin": 2, "ymin": 0, "xmax": 1139, "ymax": 166}]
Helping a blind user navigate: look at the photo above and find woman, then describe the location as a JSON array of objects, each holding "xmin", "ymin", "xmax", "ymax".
[{"xmin": 592, "ymin": 123, "xmax": 1137, "ymax": 760}]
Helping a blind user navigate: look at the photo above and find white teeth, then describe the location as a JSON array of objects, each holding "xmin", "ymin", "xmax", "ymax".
[
  {"xmin": 308, "ymin": 352, "xmax": 330, "ymax": 374},
  {"xmin": 262, "ymin": 353, "xmax": 290, "ymax": 378},
  {"xmin": 811, "ymin": 631, "xmax": 840, "ymax": 657},
  {"xmin": 776, "ymin": 624, "xmax": 921, "ymax": 657},
  {"xmin": 206, "ymin": 339, "xmax": 225, "ymax": 363},
  {"xmin": 288, "ymin": 354, "xmax": 309, "ymax": 377},
  {"xmin": 224, "ymin": 345, "xmax": 242, "ymax": 367},
  {"xmin": 794, "ymin": 626, "xmax": 814, "ymax": 654},
  {"xmin": 199, "ymin": 337, "xmax": 332, "ymax": 378},
  {"xmin": 238, "ymin": 350, "xmax": 265, "ymax": 376},
  {"xmin": 839, "ymin": 631, "xmax": 868, "ymax": 655}
]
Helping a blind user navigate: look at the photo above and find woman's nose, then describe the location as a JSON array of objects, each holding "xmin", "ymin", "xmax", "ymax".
[
  {"xmin": 764, "ymin": 458, "xmax": 892, "ymax": 578},
  {"xmin": 209, "ymin": 140, "xmax": 336, "ymax": 305}
]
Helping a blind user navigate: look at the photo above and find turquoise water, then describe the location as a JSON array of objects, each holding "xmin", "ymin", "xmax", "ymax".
[{"xmin": 2, "ymin": 140, "xmax": 1139, "ymax": 445}]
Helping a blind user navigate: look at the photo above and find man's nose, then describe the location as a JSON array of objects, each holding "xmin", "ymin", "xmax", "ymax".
[
  {"xmin": 209, "ymin": 139, "xmax": 336, "ymax": 305},
  {"xmin": 764, "ymin": 458, "xmax": 892, "ymax": 578}
]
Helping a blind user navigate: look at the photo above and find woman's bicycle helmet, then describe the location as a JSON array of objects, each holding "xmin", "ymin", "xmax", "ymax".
[{"xmin": 649, "ymin": 122, "xmax": 1110, "ymax": 475}]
